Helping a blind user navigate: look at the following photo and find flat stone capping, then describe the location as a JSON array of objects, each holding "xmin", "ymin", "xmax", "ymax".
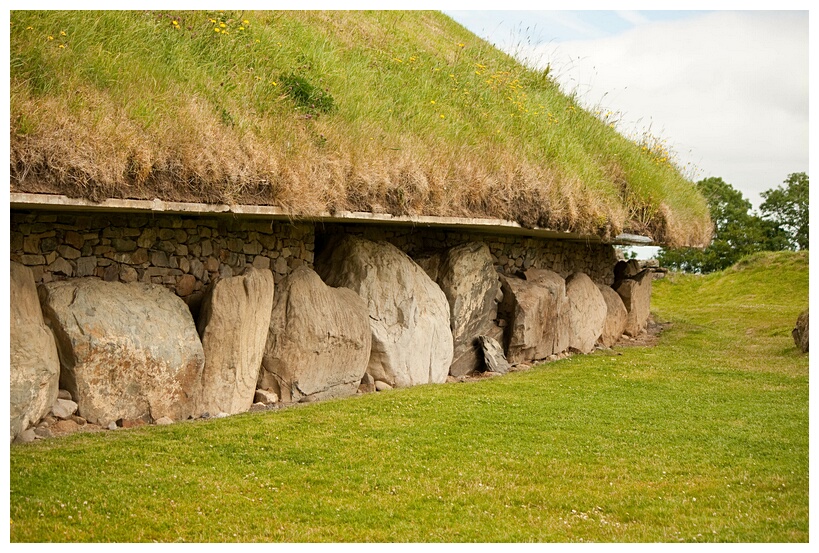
[{"xmin": 9, "ymin": 192, "xmax": 653, "ymax": 246}]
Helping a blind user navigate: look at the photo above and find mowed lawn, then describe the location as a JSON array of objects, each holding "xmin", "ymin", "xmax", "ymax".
[{"xmin": 9, "ymin": 251, "xmax": 809, "ymax": 542}]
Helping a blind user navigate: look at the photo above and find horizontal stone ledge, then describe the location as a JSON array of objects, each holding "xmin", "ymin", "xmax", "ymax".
[{"xmin": 9, "ymin": 192, "xmax": 654, "ymax": 246}]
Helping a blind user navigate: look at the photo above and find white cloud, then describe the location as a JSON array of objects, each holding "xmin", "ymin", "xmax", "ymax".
[
  {"xmin": 522, "ymin": 11, "xmax": 808, "ymax": 208},
  {"xmin": 614, "ymin": 10, "xmax": 650, "ymax": 27}
]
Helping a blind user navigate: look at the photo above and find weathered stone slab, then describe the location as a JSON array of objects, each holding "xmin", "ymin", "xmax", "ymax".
[
  {"xmin": 197, "ymin": 268, "xmax": 275, "ymax": 416},
  {"xmin": 10, "ymin": 262, "xmax": 60, "ymax": 441},
  {"xmin": 614, "ymin": 269, "xmax": 653, "ymax": 337},
  {"xmin": 316, "ymin": 235, "xmax": 453, "ymax": 388},
  {"xmin": 39, "ymin": 278, "xmax": 205, "ymax": 426},
  {"xmin": 565, "ymin": 272, "xmax": 607, "ymax": 354},
  {"xmin": 260, "ymin": 265, "xmax": 371, "ymax": 402},
  {"xmin": 597, "ymin": 284, "xmax": 628, "ymax": 348},
  {"xmin": 793, "ymin": 308, "xmax": 808, "ymax": 353},
  {"xmin": 478, "ymin": 335, "xmax": 510, "ymax": 374},
  {"xmin": 499, "ymin": 270, "xmax": 569, "ymax": 364},
  {"xmin": 431, "ymin": 242, "xmax": 501, "ymax": 377}
]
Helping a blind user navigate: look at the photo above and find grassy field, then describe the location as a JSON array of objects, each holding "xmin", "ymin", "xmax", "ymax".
[
  {"xmin": 9, "ymin": 251, "xmax": 808, "ymax": 542},
  {"xmin": 10, "ymin": 10, "xmax": 710, "ymax": 246}
]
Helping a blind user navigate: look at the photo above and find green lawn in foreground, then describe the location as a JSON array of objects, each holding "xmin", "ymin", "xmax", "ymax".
[{"xmin": 9, "ymin": 251, "xmax": 808, "ymax": 542}]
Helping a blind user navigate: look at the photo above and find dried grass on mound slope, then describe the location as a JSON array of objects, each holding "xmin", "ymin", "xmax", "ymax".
[{"xmin": 10, "ymin": 10, "xmax": 712, "ymax": 247}]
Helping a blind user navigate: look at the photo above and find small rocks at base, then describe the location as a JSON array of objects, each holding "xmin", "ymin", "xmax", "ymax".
[
  {"xmin": 119, "ymin": 418, "xmax": 147, "ymax": 429},
  {"xmin": 52, "ymin": 419, "xmax": 80, "ymax": 434},
  {"xmin": 478, "ymin": 335, "xmax": 510, "ymax": 374},
  {"xmin": 51, "ymin": 398, "xmax": 78, "ymax": 419},
  {"xmin": 374, "ymin": 380, "xmax": 393, "ymax": 392},
  {"xmin": 254, "ymin": 389, "xmax": 279, "ymax": 404},
  {"xmin": 14, "ymin": 428, "xmax": 37, "ymax": 443},
  {"xmin": 358, "ymin": 373, "xmax": 375, "ymax": 394}
]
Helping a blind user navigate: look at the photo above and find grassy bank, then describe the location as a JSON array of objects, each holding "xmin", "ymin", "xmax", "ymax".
[
  {"xmin": 9, "ymin": 251, "xmax": 808, "ymax": 542},
  {"xmin": 10, "ymin": 10, "xmax": 710, "ymax": 246}
]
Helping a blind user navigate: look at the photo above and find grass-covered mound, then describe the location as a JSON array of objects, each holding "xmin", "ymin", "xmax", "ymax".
[
  {"xmin": 10, "ymin": 10, "xmax": 710, "ymax": 247},
  {"xmin": 10, "ymin": 253, "xmax": 807, "ymax": 542}
]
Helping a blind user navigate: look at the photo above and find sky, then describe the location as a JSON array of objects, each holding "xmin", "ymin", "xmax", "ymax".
[{"xmin": 445, "ymin": 9, "xmax": 809, "ymax": 213}]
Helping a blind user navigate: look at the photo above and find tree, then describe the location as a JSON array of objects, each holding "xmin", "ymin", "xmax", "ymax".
[
  {"xmin": 657, "ymin": 177, "xmax": 788, "ymax": 273},
  {"xmin": 760, "ymin": 172, "xmax": 809, "ymax": 250}
]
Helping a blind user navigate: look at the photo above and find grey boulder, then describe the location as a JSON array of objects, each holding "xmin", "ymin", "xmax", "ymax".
[
  {"xmin": 615, "ymin": 269, "xmax": 653, "ymax": 337},
  {"xmin": 793, "ymin": 308, "xmax": 808, "ymax": 353},
  {"xmin": 429, "ymin": 243, "xmax": 501, "ymax": 377},
  {"xmin": 197, "ymin": 267, "xmax": 275, "ymax": 416},
  {"xmin": 498, "ymin": 269, "xmax": 570, "ymax": 364},
  {"xmin": 316, "ymin": 235, "xmax": 453, "ymax": 388},
  {"xmin": 39, "ymin": 278, "xmax": 204, "ymax": 426},
  {"xmin": 565, "ymin": 272, "xmax": 607, "ymax": 354},
  {"xmin": 597, "ymin": 284, "xmax": 628, "ymax": 348},
  {"xmin": 260, "ymin": 265, "xmax": 371, "ymax": 402},
  {"xmin": 10, "ymin": 262, "xmax": 60, "ymax": 442}
]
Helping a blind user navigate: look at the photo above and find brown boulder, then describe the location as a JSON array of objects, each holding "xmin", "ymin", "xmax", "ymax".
[
  {"xmin": 615, "ymin": 269, "xmax": 653, "ymax": 337},
  {"xmin": 260, "ymin": 265, "xmax": 371, "ymax": 402},
  {"xmin": 10, "ymin": 262, "xmax": 60, "ymax": 442},
  {"xmin": 565, "ymin": 272, "xmax": 607, "ymax": 354},
  {"xmin": 793, "ymin": 308, "xmax": 808, "ymax": 353},
  {"xmin": 431, "ymin": 243, "xmax": 501, "ymax": 376},
  {"xmin": 316, "ymin": 235, "xmax": 453, "ymax": 388},
  {"xmin": 597, "ymin": 284, "xmax": 628, "ymax": 348},
  {"xmin": 197, "ymin": 268, "xmax": 275, "ymax": 416},
  {"xmin": 39, "ymin": 278, "xmax": 204, "ymax": 426},
  {"xmin": 499, "ymin": 270, "xmax": 570, "ymax": 364}
]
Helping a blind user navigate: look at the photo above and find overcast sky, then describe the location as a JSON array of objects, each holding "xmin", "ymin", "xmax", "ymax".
[{"xmin": 446, "ymin": 9, "xmax": 809, "ymax": 212}]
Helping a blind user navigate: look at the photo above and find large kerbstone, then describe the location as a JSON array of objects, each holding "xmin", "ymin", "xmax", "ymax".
[
  {"xmin": 39, "ymin": 279, "xmax": 205, "ymax": 426},
  {"xmin": 10, "ymin": 262, "xmax": 60, "ymax": 442},
  {"xmin": 565, "ymin": 272, "xmax": 607, "ymax": 354},
  {"xmin": 614, "ymin": 269, "xmax": 653, "ymax": 337},
  {"xmin": 597, "ymin": 284, "xmax": 628, "ymax": 348},
  {"xmin": 316, "ymin": 235, "xmax": 453, "ymax": 388},
  {"xmin": 197, "ymin": 268, "xmax": 275, "ymax": 416},
  {"xmin": 260, "ymin": 266, "xmax": 371, "ymax": 402},
  {"xmin": 499, "ymin": 269, "xmax": 570, "ymax": 364},
  {"xmin": 793, "ymin": 308, "xmax": 809, "ymax": 353},
  {"xmin": 431, "ymin": 242, "xmax": 501, "ymax": 376}
]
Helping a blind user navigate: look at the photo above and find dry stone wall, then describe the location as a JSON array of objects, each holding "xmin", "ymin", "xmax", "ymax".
[
  {"xmin": 318, "ymin": 224, "xmax": 618, "ymax": 285},
  {"xmin": 10, "ymin": 210, "xmax": 314, "ymax": 314},
  {"xmin": 12, "ymin": 212, "xmax": 618, "ymax": 307}
]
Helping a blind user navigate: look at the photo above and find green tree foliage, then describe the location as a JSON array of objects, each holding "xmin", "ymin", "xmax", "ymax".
[
  {"xmin": 658, "ymin": 177, "xmax": 789, "ymax": 273},
  {"xmin": 760, "ymin": 172, "xmax": 809, "ymax": 250}
]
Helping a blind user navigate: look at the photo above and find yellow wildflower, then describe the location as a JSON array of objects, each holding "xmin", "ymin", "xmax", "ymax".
[
  {"xmin": 429, "ymin": 100, "xmax": 435, "ymax": 104},
  {"xmin": 214, "ymin": 28, "xmax": 220, "ymax": 33},
  {"xmin": 440, "ymin": 114, "xmax": 445, "ymax": 119},
  {"xmin": 47, "ymin": 35, "xmax": 53, "ymax": 40},
  {"xmin": 270, "ymin": 81, "xmax": 277, "ymax": 86},
  {"xmin": 60, "ymin": 30, "xmax": 66, "ymax": 36},
  {"xmin": 239, "ymin": 26, "xmax": 244, "ymax": 30},
  {"xmin": 220, "ymin": 22, "xmax": 226, "ymax": 28},
  {"xmin": 242, "ymin": 20, "xmax": 249, "ymax": 25}
]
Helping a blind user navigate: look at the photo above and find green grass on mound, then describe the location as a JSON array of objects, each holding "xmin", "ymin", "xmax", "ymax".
[
  {"xmin": 10, "ymin": 10, "xmax": 710, "ymax": 246},
  {"xmin": 9, "ymin": 251, "xmax": 808, "ymax": 542}
]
